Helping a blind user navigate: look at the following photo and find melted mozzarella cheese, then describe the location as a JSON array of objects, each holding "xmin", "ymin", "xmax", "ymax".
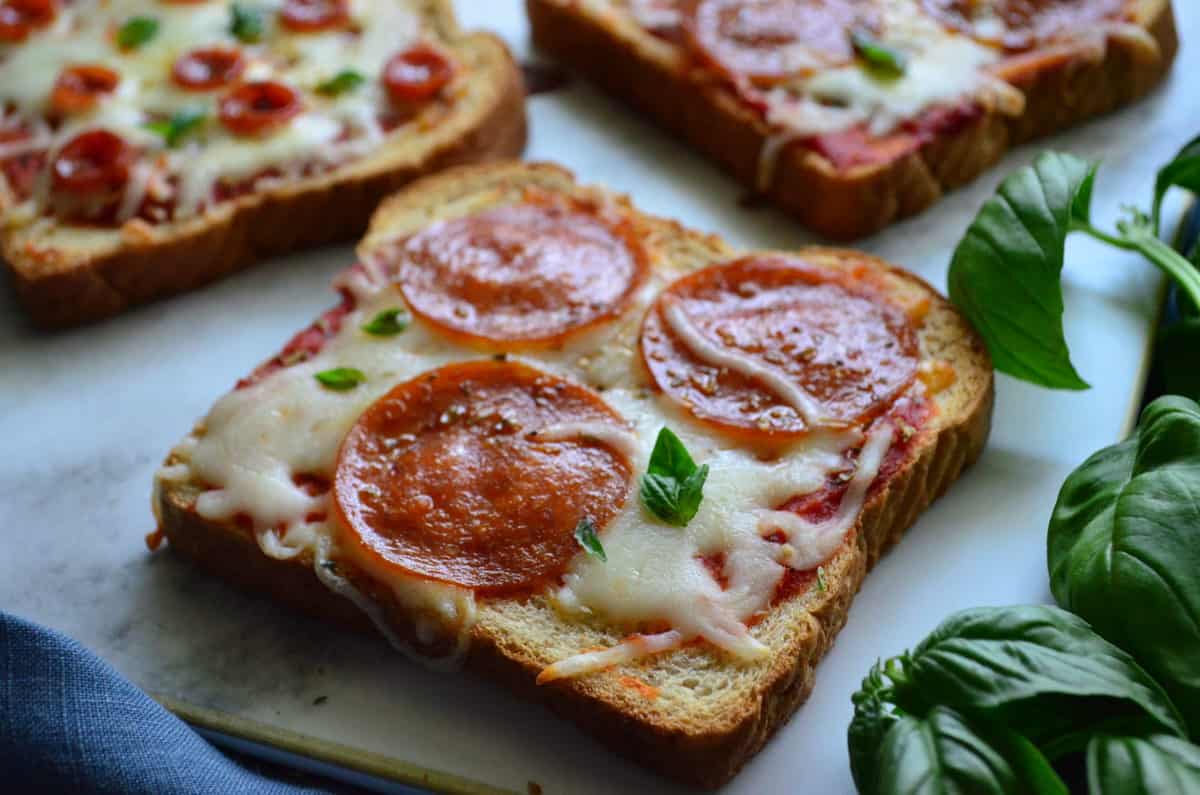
[
  {"xmin": 661, "ymin": 295, "xmax": 827, "ymax": 427},
  {"xmin": 765, "ymin": 1, "xmax": 1021, "ymax": 140},
  {"xmin": 0, "ymin": 0, "xmax": 422, "ymax": 227},
  {"xmin": 538, "ymin": 630, "xmax": 683, "ymax": 683},
  {"xmin": 167, "ymin": 223, "xmax": 896, "ymax": 676},
  {"xmin": 550, "ymin": 388, "xmax": 870, "ymax": 663}
]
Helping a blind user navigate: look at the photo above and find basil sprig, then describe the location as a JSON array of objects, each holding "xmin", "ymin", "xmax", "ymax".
[
  {"xmin": 317, "ymin": 70, "xmax": 366, "ymax": 97},
  {"xmin": 1049, "ymin": 396, "xmax": 1200, "ymax": 737},
  {"xmin": 850, "ymin": 29, "xmax": 907, "ymax": 78},
  {"xmin": 117, "ymin": 16, "xmax": 159, "ymax": 49},
  {"xmin": 230, "ymin": 3, "xmax": 264, "ymax": 43},
  {"xmin": 314, "ymin": 367, "xmax": 365, "ymax": 391},
  {"xmin": 849, "ymin": 606, "xmax": 1188, "ymax": 795},
  {"xmin": 145, "ymin": 109, "xmax": 206, "ymax": 148},
  {"xmin": 639, "ymin": 427, "xmax": 708, "ymax": 527},
  {"xmin": 361, "ymin": 308, "xmax": 409, "ymax": 336},
  {"xmin": 573, "ymin": 517, "xmax": 606, "ymax": 562},
  {"xmin": 948, "ymin": 139, "xmax": 1200, "ymax": 391}
]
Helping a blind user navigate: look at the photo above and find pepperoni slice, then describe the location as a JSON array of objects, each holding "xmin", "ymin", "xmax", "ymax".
[
  {"xmin": 682, "ymin": 0, "xmax": 878, "ymax": 86},
  {"xmin": 639, "ymin": 256, "xmax": 919, "ymax": 440},
  {"xmin": 51, "ymin": 130, "xmax": 132, "ymax": 196},
  {"xmin": 382, "ymin": 44, "xmax": 456, "ymax": 109},
  {"xmin": 279, "ymin": 0, "xmax": 348, "ymax": 32},
  {"xmin": 218, "ymin": 81, "xmax": 303, "ymax": 136},
  {"xmin": 172, "ymin": 47, "xmax": 245, "ymax": 91},
  {"xmin": 0, "ymin": 0, "xmax": 57, "ymax": 42},
  {"xmin": 333, "ymin": 360, "xmax": 633, "ymax": 596},
  {"xmin": 391, "ymin": 197, "xmax": 648, "ymax": 349},
  {"xmin": 49, "ymin": 65, "xmax": 120, "ymax": 115},
  {"xmin": 921, "ymin": 0, "xmax": 1124, "ymax": 51}
]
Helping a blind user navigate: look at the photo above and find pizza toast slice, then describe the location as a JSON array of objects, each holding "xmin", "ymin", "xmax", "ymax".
[
  {"xmin": 153, "ymin": 161, "xmax": 993, "ymax": 788},
  {"xmin": 526, "ymin": 0, "xmax": 1177, "ymax": 240},
  {"xmin": 0, "ymin": 0, "xmax": 526, "ymax": 328}
]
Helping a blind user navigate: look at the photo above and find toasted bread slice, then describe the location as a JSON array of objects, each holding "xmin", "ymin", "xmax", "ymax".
[
  {"xmin": 525, "ymin": 0, "xmax": 1177, "ymax": 241},
  {"xmin": 1, "ymin": 2, "xmax": 526, "ymax": 329},
  {"xmin": 154, "ymin": 161, "xmax": 993, "ymax": 788}
]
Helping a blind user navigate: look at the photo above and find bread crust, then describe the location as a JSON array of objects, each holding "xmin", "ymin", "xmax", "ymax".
[
  {"xmin": 525, "ymin": 0, "xmax": 1178, "ymax": 241},
  {"xmin": 155, "ymin": 162, "xmax": 994, "ymax": 789},
  {"xmin": 2, "ymin": 28, "xmax": 527, "ymax": 329}
]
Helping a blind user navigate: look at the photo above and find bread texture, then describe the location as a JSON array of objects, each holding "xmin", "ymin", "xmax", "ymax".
[
  {"xmin": 525, "ymin": 0, "xmax": 1178, "ymax": 241},
  {"xmin": 155, "ymin": 162, "xmax": 994, "ymax": 788},
  {"xmin": 2, "ymin": 2, "xmax": 527, "ymax": 329}
]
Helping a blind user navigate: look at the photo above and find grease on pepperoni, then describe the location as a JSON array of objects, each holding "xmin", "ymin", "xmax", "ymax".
[
  {"xmin": 391, "ymin": 195, "xmax": 648, "ymax": 349},
  {"xmin": 921, "ymin": 0, "xmax": 1125, "ymax": 51},
  {"xmin": 682, "ymin": 0, "xmax": 878, "ymax": 85},
  {"xmin": 50, "ymin": 65, "xmax": 120, "ymax": 115},
  {"xmin": 333, "ymin": 360, "xmax": 633, "ymax": 596},
  {"xmin": 382, "ymin": 44, "xmax": 456, "ymax": 110},
  {"xmin": 173, "ymin": 47, "xmax": 245, "ymax": 91},
  {"xmin": 640, "ymin": 256, "xmax": 919, "ymax": 440},
  {"xmin": 218, "ymin": 81, "xmax": 303, "ymax": 136},
  {"xmin": 279, "ymin": 0, "xmax": 349, "ymax": 33},
  {"xmin": 51, "ymin": 129, "xmax": 132, "ymax": 196},
  {"xmin": 0, "ymin": 0, "xmax": 57, "ymax": 43}
]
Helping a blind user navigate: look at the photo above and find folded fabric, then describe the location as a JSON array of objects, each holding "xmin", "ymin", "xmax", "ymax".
[{"xmin": 0, "ymin": 611, "xmax": 330, "ymax": 794}]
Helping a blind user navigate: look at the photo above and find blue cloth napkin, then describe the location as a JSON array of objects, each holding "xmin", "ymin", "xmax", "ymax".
[{"xmin": 0, "ymin": 611, "xmax": 330, "ymax": 794}]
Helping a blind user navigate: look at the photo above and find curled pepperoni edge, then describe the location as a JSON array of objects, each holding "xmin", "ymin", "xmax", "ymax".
[
  {"xmin": 0, "ymin": 0, "xmax": 58, "ymax": 43},
  {"xmin": 218, "ymin": 81, "xmax": 304, "ymax": 136},
  {"xmin": 50, "ymin": 64, "xmax": 121, "ymax": 115},
  {"xmin": 172, "ymin": 47, "xmax": 245, "ymax": 91},
  {"xmin": 50, "ymin": 129, "xmax": 133, "ymax": 196},
  {"xmin": 278, "ymin": 0, "xmax": 349, "ymax": 32},
  {"xmin": 382, "ymin": 44, "xmax": 456, "ymax": 108}
]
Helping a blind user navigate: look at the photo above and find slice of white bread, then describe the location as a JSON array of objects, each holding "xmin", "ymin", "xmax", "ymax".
[
  {"xmin": 153, "ymin": 161, "xmax": 994, "ymax": 788},
  {"xmin": 1, "ymin": 1, "xmax": 526, "ymax": 329},
  {"xmin": 525, "ymin": 0, "xmax": 1177, "ymax": 241}
]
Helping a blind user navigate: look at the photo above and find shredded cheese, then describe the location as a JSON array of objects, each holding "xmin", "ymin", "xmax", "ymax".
[{"xmin": 0, "ymin": 0, "xmax": 425, "ymax": 227}]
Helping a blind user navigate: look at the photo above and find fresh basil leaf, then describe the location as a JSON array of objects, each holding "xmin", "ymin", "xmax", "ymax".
[
  {"xmin": 875, "ymin": 707, "xmax": 1067, "ymax": 795},
  {"xmin": 1087, "ymin": 735, "xmax": 1200, "ymax": 794},
  {"xmin": 850, "ymin": 29, "xmax": 907, "ymax": 78},
  {"xmin": 361, "ymin": 308, "xmax": 409, "ymax": 336},
  {"xmin": 1159, "ymin": 319, "xmax": 1200, "ymax": 399},
  {"xmin": 230, "ymin": 3, "xmax": 264, "ymax": 43},
  {"xmin": 948, "ymin": 152, "xmax": 1097, "ymax": 390},
  {"xmin": 849, "ymin": 660, "xmax": 902, "ymax": 794},
  {"xmin": 646, "ymin": 426, "xmax": 696, "ymax": 478},
  {"xmin": 317, "ymin": 70, "xmax": 366, "ymax": 97},
  {"xmin": 145, "ymin": 109, "xmax": 206, "ymax": 148},
  {"xmin": 639, "ymin": 428, "xmax": 707, "ymax": 526},
  {"xmin": 639, "ymin": 473, "xmax": 682, "ymax": 526},
  {"xmin": 573, "ymin": 517, "xmax": 606, "ymax": 562},
  {"xmin": 816, "ymin": 566, "xmax": 827, "ymax": 593},
  {"xmin": 1153, "ymin": 134, "xmax": 1200, "ymax": 234},
  {"xmin": 1049, "ymin": 396, "xmax": 1200, "ymax": 736},
  {"xmin": 894, "ymin": 606, "xmax": 1187, "ymax": 746},
  {"xmin": 314, "ymin": 367, "xmax": 365, "ymax": 391},
  {"xmin": 117, "ymin": 16, "xmax": 159, "ymax": 49},
  {"xmin": 676, "ymin": 464, "xmax": 708, "ymax": 522}
]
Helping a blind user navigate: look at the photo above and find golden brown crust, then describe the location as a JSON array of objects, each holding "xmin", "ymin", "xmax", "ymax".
[
  {"xmin": 1, "ymin": 33, "xmax": 527, "ymax": 329},
  {"xmin": 524, "ymin": 0, "xmax": 1177, "ymax": 241},
  {"xmin": 155, "ymin": 162, "xmax": 994, "ymax": 789}
]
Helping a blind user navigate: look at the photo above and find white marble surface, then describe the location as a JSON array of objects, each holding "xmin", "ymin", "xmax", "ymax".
[{"xmin": 1, "ymin": 2, "xmax": 1197, "ymax": 793}]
